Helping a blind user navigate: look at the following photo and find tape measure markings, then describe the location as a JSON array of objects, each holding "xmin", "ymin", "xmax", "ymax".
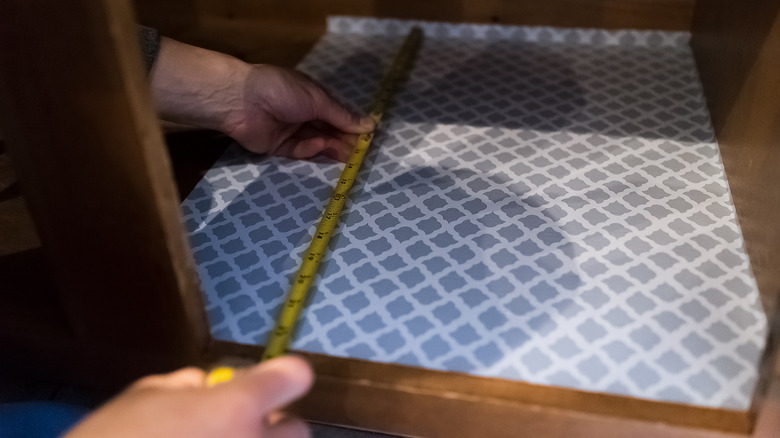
[{"xmin": 262, "ymin": 27, "xmax": 424, "ymax": 361}]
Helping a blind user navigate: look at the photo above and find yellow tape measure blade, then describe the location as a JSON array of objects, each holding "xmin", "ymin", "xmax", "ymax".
[{"xmin": 262, "ymin": 27, "xmax": 423, "ymax": 361}]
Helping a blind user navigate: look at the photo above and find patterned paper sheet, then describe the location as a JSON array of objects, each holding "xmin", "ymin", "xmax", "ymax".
[{"xmin": 181, "ymin": 17, "xmax": 767, "ymax": 409}]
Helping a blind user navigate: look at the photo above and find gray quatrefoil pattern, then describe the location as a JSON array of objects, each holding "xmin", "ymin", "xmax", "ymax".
[{"xmin": 181, "ymin": 17, "xmax": 767, "ymax": 410}]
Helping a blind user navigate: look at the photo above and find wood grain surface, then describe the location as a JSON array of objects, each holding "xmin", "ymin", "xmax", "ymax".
[
  {"xmin": 194, "ymin": 0, "xmax": 694, "ymax": 30},
  {"xmin": 211, "ymin": 340, "xmax": 753, "ymax": 435},
  {"xmin": 0, "ymin": 0, "xmax": 209, "ymax": 378}
]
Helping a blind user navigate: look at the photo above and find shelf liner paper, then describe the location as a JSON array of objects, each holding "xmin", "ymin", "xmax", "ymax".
[{"xmin": 181, "ymin": 17, "xmax": 767, "ymax": 409}]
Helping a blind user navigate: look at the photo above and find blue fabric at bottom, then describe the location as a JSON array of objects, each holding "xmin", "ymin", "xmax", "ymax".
[{"xmin": 0, "ymin": 402, "xmax": 88, "ymax": 438}]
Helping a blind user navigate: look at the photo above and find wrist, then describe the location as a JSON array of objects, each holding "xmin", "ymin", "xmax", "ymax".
[{"xmin": 149, "ymin": 37, "xmax": 252, "ymax": 132}]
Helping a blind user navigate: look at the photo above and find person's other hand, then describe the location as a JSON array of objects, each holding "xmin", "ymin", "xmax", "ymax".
[
  {"xmin": 150, "ymin": 38, "xmax": 375, "ymax": 162},
  {"xmin": 64, "ymin": 356, "xmax": 314, "ymax": 438}
]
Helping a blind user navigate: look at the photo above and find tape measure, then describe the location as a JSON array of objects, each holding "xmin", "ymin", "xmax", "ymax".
[
  {"xmin": 261, "ymin": 27, "xmax": 423, "ymax": 361},
  {"xmin": 204, "ymin": 27, "xmax": 422, "ymax": 386},
  {"xmin": 205, "ymin": 27, "xmax": 423, "ymax": 386}
]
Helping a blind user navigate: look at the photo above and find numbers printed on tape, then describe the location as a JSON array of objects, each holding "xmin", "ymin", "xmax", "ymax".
[{"xmin": 261, "ymin": 27, "xmax": 423, "ymax": 361}]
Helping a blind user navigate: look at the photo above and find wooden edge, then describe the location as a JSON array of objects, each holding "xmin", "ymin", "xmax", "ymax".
[
  {"xmin": 106, "ymin": 0, "xmax": 211, "ymax": 357},
  {"xmin": 0, "ymin": 0, "xmax": 209, "ymax": 361},
  {"xmin": 690, "ymin": 1, "xmax": 780, "ymax": 433},
  {"xmin": 748, "ymin": 301, "xmax": 780, "ymax": 432},
  {"xmin": 133, "ymin": 0, "xmax": 198, "ymax": 34},
  {"xmin": 751, "ymin": 354, "xmax": 780, "ymax": 437},
  {"xmin": 298, "ymin": 374, "xmax": 743, "ymax": 438},
  {"xmin": 210, "ymin": 340, "xmax": 752, "ymax": 434},
  {"xmin": 162, "ymin": 16, "xmax": 325, "ymax": 67},
  {"xmin": 690, "ymin": 0, "xmax": 780, "ymax": 314},
  {"xmin": 189, "ymin": 0, "xmax": 695, "ymax": 31}
]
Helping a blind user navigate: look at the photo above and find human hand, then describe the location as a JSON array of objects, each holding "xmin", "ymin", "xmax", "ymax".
[
  {"xmin": 64, "ymin": 356, "xmax": 314, "ymax": 438},
  {"xmin": 150, "ymin": 38, "xmax": 375, "ymax": 162},
  {"xmin": 220, "ymin": 64, "xmax": 376, "ymax": 161}
]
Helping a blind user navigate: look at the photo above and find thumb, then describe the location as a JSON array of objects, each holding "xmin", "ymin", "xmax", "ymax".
[
  {"xmin": 238, "ymin": 356, "xmax": 314, "ymax": 414},
  {"xmin": 311, "ymin": 89, "xmax": 376, "ymax": 134}
]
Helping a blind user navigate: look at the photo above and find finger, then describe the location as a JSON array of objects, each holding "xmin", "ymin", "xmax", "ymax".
[
  {"xmin": 132, "ymin": 367, "xmax": 207, "ymax": 391},
  {"xmin": 273, "ymin": 131, "xmax": 353, "ymax": 162},
  {"xmin": 299, "ymin": 137, "xmax": 354, "ymax": 162},
  {"xmin": 292, "ymin": 124, "xmax": 357, "ymax": 162},
  {"xmin": 309, "ymin": 88, "xmax": 375, "ymax": 135},
  {"xmin": 238, "ymin": 356, "xmax": 314, "ymax": 413},
  {"xmin": 318, "ymin": 138, "xmax": 353, "ymax": 162},
  {"xmin": 304, "ymin": 120, "xmax": 360, "ymax": 146},
  {"xmin": 265, "ymin": 417, "xmax": 311, "ymax": 438},
  {"xmin": 274, "ymin": 136, "xmax": 328, "ymax": 160}
]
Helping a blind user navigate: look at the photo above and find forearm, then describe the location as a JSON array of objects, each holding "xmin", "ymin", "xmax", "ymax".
[
  {"xmin": 146, "ymin": 35, "xmax": 372, "ymax": 160},
  {"xmin": 148, "ymin": 37, "xmax": 252, "ymax": 132}
]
